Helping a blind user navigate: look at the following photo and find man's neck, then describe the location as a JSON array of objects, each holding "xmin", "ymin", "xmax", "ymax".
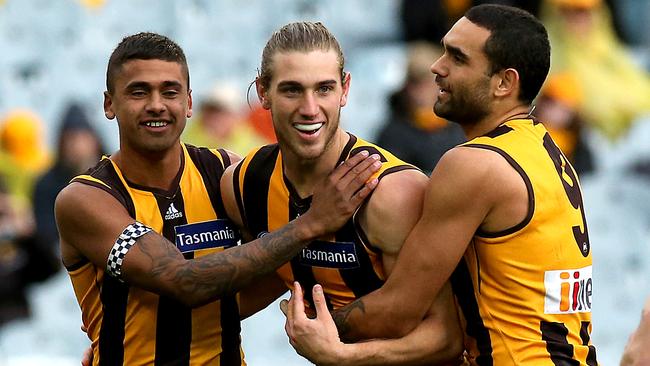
[
  {"xmin": 462, "ymin": 103, "xmax": 532, "ymax": 140},
  {"xmin": 282, "ymin": 130, "xmax": 349, "ymax": 198},
  {"xmin": 111, "ymin": 143, "xmax": 183, "ymax": 191}
]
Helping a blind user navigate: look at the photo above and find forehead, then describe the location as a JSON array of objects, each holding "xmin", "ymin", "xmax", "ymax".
[
  {"xmin": 269, "ymin": 50, "xmax": 340, "ymax": 85},
  {"xmin": 442, "ymin": 17, "xmax": 491, "ymax": 61},
  {"xmin": 113, "ymin": 59, "xmax": 187, "ymax": 88}
]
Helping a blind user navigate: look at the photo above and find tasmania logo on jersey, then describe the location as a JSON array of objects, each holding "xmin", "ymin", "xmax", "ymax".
[
  {"xmin": 174, "ymin": 219, "xmax": 240, "ymax": 253},
  {"xmin": 299, "ymin": 240, "xmax": 360, "ymax": 269},
  {"xmin": 544, "ymin": 265, "xmax": 592, "ymax": 314}
]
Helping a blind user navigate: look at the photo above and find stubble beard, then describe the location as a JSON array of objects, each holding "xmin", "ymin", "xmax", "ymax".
[{"xmin": 434, "ymin": 86, "xmax": 490, "ymax": 127}]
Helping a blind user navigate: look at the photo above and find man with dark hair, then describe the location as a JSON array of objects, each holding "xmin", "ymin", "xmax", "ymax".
[
  {"xmin": 56, "ymin": 31, "xmax": 380, "ymax": 365},
  {"xmin": 285, "ymin": 5, "xmax": 598, "ymax": 365}
]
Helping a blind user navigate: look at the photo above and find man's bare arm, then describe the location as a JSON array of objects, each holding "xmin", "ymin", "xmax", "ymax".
[
  {"xmin": 285, "ymin": 168, "xmax": 464, "ymax": 364},
  {"xmin": 333, "ymin": 147, "xmax": 500, "ymax": 340},
  {"xmin": 57, "ymin": 152, "xmax": 381, "ymax": 308}
]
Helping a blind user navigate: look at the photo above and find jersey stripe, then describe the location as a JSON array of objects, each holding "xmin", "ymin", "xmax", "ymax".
[
  {"xmin": 540, "ymin": 321, "xmax": 580, "ymax": 366},
  {"xmin": 98, "ymin": 277, "xmax": 129, "ymax": 365},
  {"xmin": 336, "ymin": 220, "xmax": 383, "ymax": 298},
  {"xmin": 241, "ymin": 145, "xmax": 279, "ymax": 234},
  {"xmin": 451, "ymin": 257, "xmax": 493, "ymax": 365},
  {"xmin": 186, "ymin": 145, "xmax": 229, "ymax": 217},
  {"xmin": 219, "ymin": 295, "xmax": 242, "ymax": 365},
  {"xmin": 154, "ymin": 192, "xmax": 192, "ymax": 366},
  {"xmin": 580, "ymin": 322, "xmax": 598, "ymax": 366}
]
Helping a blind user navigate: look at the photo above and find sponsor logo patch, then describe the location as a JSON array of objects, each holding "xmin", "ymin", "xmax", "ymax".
[
  {"xmin": 544, "ymin": 265, "xmax": 592, "ymax": 314},
  {"xmin": 299, "ymin": 240, "xmax": 359, "ymax": 269},
  {"xmin": 164, "ymin": 203, "xmax": 183, "ymax": 220},
  {"xmin": 174, "ymin": 219, "xmax": 240, "ymax": 253}
]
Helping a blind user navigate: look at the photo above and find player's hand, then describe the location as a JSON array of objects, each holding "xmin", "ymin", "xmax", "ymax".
[
  {"xmin": 282, "ymin": 282, "xmax": 347, "ymax": 366},
  {"xmin": 301, "ymin": 151, "xmax": 380, "ymax": 237},
  {"xmin": 621, "ymin": 298, "xmax": 650, "ymax": 366},
  {"xmin": 80, "ymin": 324, "xmax": 93, "ymax": 366}
]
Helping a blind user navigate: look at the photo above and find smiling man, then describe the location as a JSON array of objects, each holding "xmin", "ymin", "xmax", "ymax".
[{"xmin": 219, "ymin": 22, "xmax": 463, "ymax": 365}]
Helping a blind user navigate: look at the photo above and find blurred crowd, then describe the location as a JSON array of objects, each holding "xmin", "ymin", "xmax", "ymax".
[{"xmin": 1, "ymin": 0, "xmax": 650, "ymax": 364}]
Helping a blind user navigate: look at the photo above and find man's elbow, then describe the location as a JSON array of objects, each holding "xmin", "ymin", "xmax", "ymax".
[{"xmin": 383, "ymin": 312, "xmax": 423, "ymax": 338}]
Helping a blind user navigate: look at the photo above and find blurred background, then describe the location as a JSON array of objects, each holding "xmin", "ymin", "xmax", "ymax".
[{"xmin": 0, "ymin": 0, "xmax": 649, "ymax": 364}]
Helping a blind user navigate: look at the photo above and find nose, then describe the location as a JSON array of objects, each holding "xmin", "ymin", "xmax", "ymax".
[
  {"xmin": 146, "ymin": 92, "xmax": 166, "ymax": 114},
  {"xmin": 430, "ymin": 56, "xmax": 446, "ymax": 78},
  {"xmin": 298, "ymin": 92, "xmax": 319, "ymax": 119}
]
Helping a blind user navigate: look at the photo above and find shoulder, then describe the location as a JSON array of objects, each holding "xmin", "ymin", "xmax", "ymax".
[
  {"xmin": 360, "ymin": 169, "xmax": 428, "ymax": 255},
  {"xmin": 425, "ymin": 146, "xmax": 525, "ymax": 219},
  {"xmin": 370, "ymin": 168, "xmax": 428, "ymax": 210},
  {"xmin": 55, "ymin": 182, "xmax": 126, "ymax": 221},
  {"xmin": 433, "ymin": 145, "xmax": 513, "ymax": 187}
]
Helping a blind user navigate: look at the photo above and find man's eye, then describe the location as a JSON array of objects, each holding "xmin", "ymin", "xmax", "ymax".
[
  {"xmin": 285, "ymin": 87, "xmax": 300, "ymax": 94},
  {"xmin": 318, "ymin": 86, "xmax": 333, "ymax": 94}
]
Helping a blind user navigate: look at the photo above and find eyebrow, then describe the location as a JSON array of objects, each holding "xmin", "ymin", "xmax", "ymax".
[
  {"xmin": 125, "ymin": 80, "xmax": 183, "ymax": 90},
  {"xmin": 276, "ymin": 79, "xmax": 338, "ymax": 89},
  {"xmin": 441, "ymin": 40, "xmax": 469, "ymax": 63}
]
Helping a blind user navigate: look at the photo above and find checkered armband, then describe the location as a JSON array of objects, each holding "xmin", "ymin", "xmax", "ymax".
[{"xmin": 106, "ymin": 221, "xmax": 152, "ymax": 281}]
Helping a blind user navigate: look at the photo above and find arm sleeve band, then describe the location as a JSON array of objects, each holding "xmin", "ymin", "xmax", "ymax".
[{"xmin": 106, "ymin": 221, "xmax": 152, "ymax": 281}]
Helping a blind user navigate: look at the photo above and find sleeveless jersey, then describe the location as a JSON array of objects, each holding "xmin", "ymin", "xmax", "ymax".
[
  {"xmin": 232, "ymin": 133, "xmax": 418, "ymax": 309},
  {"xmin": 65, "ymin": 143, "xmax": 245, "ymax": 366},
  {"xmin": 451, "ymin": 119, "xmax": 597, "ymax": 365}
]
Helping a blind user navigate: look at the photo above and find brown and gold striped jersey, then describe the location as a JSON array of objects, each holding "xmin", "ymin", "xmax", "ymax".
[
  {"xmin": 66, "ymin": 143, "xmax": 245, "ymax": 366},
  {"xmin": 451, "ymin": 118, "xmax": 597, "ymax": 365},
  {"xmin": 232, "ymin": 133, "xmax": 418, "ymax": 309}
]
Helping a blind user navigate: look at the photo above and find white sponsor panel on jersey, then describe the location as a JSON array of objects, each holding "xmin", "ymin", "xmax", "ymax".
[{"xmin": 544, "ymin": 265, "xmax": 592, "ymax": 314}]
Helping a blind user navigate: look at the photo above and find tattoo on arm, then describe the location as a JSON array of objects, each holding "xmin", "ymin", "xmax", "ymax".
[
  {"xmin": 135, "ymin": 221, "xmax": 311, "ymax": 306},
  {"xmin": 332, "ymin": 298, "xmax": 366, "ymax": 341}
]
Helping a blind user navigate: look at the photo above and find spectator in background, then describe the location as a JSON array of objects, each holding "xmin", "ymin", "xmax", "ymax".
[
  {"xmin": 31, "ymin": 102, "xmax": 105, "ymax": 272},
  {"xmin": 183, "ymin": 82, "xmax": 266, "ymax": 155},
  {"xmin": 0, "ymin": 174, "xmax": 34, "ymax": 326},
  {"xmin": 376, "ymin": 42, "xmax": 465, "ymax": 174},
  {"xmin": 541, "ymin": 0, "xmax": 650, "ymax": 140},
  {"xmin": 246, "ymin": 101, "xmax": 277, "ymax": 143},
  {"xmin": 0, "ymin": 109, "xmax": 51, "ymax": 209},
  {"xmin": 535, "ymin": 73, "xmax": 594, "ymax": 175}
]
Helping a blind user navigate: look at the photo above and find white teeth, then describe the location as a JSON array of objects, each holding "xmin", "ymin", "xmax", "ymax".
[
  {"xmin": 145, "ymin": 121, "xmax": 167, "ymax": 127},
  {"xmin": 294, "ymin": 123, "xmax": 324, "ymax": 132}
]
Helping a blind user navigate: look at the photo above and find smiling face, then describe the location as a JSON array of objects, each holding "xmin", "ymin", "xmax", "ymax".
[
  {"xmin": 104, "ymin": 59, "xmax": 192, "ymax": 156},
  {"xmin": 431, "ymin": 17, "xmax": 495, "ymax": 126},
  {"xmin": 259, "ymin": 49, "xmax": 349, "ymax": 162}
]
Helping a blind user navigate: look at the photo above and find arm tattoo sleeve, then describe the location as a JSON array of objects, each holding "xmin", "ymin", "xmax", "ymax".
[
  {"xmin": 332, "ymin": 298, "xmax": 366, "ymax": 342},
  {"xmin": 136, "ymin": 220, "xmax": 312, "ymax": 306}
]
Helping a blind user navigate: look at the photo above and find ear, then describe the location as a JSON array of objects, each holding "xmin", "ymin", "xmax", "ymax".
[
  {"xmin": 103, "ymin": 91, "xmax": 116, "ymax": 120},
  {"xmin": 186, "ymin": 88, "xmax": 193, "ymax": 118},
  {"xmin": 340, "ymin": 71, "xmax": 351, "ymax": 107},
  {"xmin": 255, "ymin": 78, "xmax": 271, "ymax": 110},
  {"xmin": 494, "ymin": 68, "xmax": 519, "ymax": 98}
]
